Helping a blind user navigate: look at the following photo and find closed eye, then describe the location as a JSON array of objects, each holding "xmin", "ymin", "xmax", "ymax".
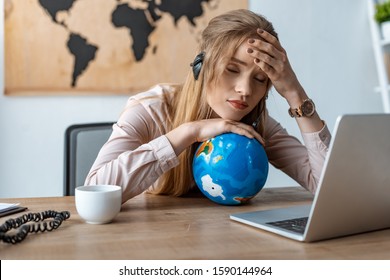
[
  {"xmin": 226, "ymin": 66, "xmax": 239, "ymax": 73},
  {"xmin": 254, "ymin": 74, "xmax": 267, "ymax": 83},
  {"xmin": 254, "ymin": 77, "xmax": 267, "ymax": 83}
]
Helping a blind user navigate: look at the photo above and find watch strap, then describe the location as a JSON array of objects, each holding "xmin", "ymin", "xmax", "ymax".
[{"xmin": 288, "ymin": 107, "xmax": 303, "ymax": 118}]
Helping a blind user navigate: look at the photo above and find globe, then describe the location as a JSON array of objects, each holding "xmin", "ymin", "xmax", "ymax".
[{"xmin": 192, "ymin": 133, "xmax": 269, "ymax": 205}]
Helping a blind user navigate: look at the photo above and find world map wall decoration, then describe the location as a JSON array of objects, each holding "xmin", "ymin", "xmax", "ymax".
[{"xmin": 4, "ymin": 0, "xmax": 248, "ymax": 96}]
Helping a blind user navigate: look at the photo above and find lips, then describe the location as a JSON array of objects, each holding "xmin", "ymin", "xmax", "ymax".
[{"xmin": 227, "ymin": 100, "xmax": 249, "ymax": 110}]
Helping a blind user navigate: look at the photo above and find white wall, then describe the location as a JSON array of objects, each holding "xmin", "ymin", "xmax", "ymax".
[
  {"xmin": 251, "ymin": 0, "xmax": 383, "ymax": 188},
  {"xmin": 0, "ymin": 0, "xmax": 383, "ymax": 198}
]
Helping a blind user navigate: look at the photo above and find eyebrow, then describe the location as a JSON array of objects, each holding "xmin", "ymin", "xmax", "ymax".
[
  {"xmin": 230, "ymin": 57, "xmax": 268, "ymax": 77},
  {"xmin": 230, "ymin": 57, "xmax": 247, "ymax": 66}
]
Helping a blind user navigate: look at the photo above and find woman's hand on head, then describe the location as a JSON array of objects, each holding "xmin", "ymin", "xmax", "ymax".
[
  {"xmin": 166, "ymin": 119, "xmax": 264, "ymax": 156},
  {"xmin": 246, "ymin": 29, "xmax": 304, "ymax": 100}
]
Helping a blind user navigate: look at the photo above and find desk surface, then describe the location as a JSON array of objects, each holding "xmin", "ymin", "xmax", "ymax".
[{"xmin": 1, "ymin": 187, "xmax": 389, "ymax": 260}]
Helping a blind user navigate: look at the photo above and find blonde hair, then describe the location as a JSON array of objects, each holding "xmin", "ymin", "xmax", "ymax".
[{"xmin": 155, "ymin": 9, "xmax": 278, "ymax": 196}]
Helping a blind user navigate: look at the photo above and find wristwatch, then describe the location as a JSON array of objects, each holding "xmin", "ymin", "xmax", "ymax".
[{"xmin": 288, "ymin": 99, "xmax": 316, "ymax": 118}]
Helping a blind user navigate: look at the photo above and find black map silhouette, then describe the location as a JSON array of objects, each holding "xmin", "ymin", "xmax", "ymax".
[{"xmin": 38, "ymin": 0, "xmax": 210, "ymax": 87}]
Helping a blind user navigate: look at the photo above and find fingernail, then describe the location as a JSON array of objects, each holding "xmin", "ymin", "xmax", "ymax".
[
  {"xmin": 248, "ymin": 38, "xmax": 255, "ymax": 44},
  {"xmin": 254, "ymin": 58, "xmax": 260, "ymax": 63},
  {"xmin": 247, "ymin": 48, "xmax": 254, "ymax": 53},
  {"xmin": 257, "ymin": 28, "xmax": 264, "ymax": 34}
]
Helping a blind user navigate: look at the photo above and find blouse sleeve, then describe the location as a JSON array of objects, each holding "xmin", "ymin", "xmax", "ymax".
[
  {"xmin": 84, "ymin": 97, "xmax": 179, "ymax": 203},
  {"xmin": 264, "ymin": 114, "xmax": 331, "ymax": 194}
]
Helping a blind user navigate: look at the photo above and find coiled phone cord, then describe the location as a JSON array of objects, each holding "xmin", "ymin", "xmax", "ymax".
[{"xmin": 0, "ymin": 210, "xmax": 70, "ymax": 244}]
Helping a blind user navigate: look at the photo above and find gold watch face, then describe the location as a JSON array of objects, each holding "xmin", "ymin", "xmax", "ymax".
[{"xmin": 302, "ymin": 99, "xmax": 315, "ymax": 116}]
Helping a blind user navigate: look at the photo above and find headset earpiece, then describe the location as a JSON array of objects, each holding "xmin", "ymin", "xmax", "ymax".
[{"xmin": 190, "ymin": 52, "xmax": 205, "ymax": 80}]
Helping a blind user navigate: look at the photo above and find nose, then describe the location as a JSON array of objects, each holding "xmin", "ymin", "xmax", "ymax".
[{"xmin": 235, "ymin": 77, "xmax": 251, "ymax": 97}]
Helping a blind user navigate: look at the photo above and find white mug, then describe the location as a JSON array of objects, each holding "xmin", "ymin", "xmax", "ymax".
[{"xmin": 75, "ymin": 185, "xmax": 122, "ymax": 224}]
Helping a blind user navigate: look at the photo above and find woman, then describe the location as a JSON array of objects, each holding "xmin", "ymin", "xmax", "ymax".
[{"xmin": 85, "ymin": 9, "xmax": 331, "ymax": 203}]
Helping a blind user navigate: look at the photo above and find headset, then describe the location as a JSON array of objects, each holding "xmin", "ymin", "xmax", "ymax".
[{"xmin": 190, "ymin": 51, "xmax": 205, "ymax": 80}]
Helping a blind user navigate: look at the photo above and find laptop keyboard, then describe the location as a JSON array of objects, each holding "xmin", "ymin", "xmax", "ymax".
[{"xmin": 266, "ymin": 217, "xmax": 308, "ymax": 234}]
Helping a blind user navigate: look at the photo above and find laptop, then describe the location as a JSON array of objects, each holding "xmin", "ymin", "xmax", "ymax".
[{"xmin": 230, "ymin": 114, "xmax": 390, "ymax": 242}]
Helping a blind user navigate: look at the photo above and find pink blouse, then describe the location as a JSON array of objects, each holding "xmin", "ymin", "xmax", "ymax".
[{"xmin": 85, "ymin": 85, "xmax": 331, "ymax": 203}]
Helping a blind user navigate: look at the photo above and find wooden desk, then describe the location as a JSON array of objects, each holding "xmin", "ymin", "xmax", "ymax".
[{"xmin": 1, "ymin": 187, "xmax": 389, "ymax": 260}]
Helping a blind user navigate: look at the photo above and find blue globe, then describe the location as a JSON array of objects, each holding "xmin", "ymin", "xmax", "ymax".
[{"xmin": 192, "ymin": 133, "xmax": 269, "ymax": 205}]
